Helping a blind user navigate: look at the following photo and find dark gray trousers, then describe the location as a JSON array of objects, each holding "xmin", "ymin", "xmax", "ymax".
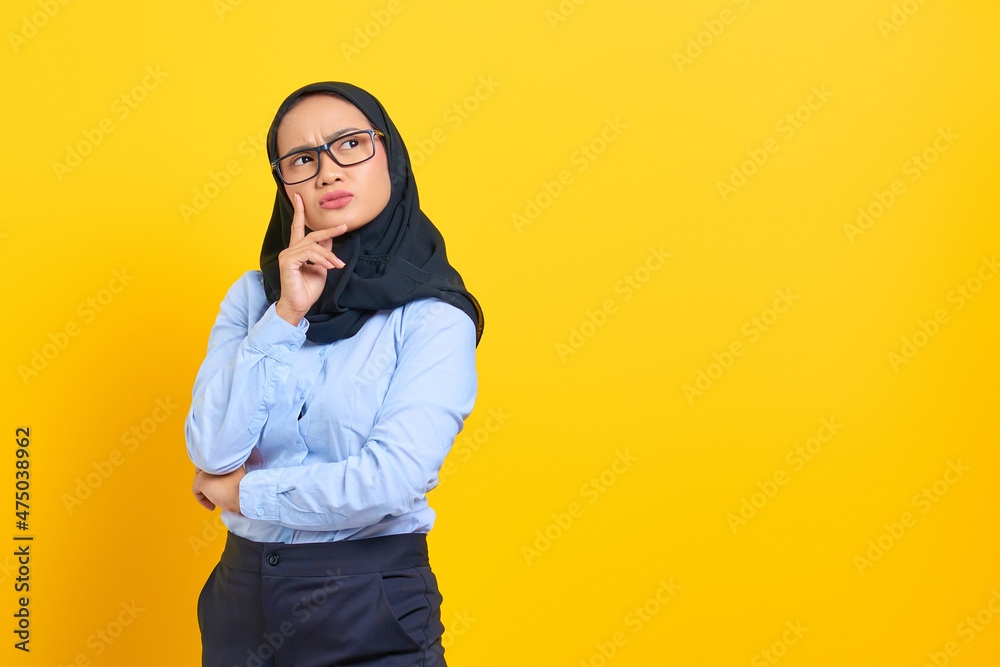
[{"xmin": 198, "ymin": 531, "xmax": 446, "ymax": 667}]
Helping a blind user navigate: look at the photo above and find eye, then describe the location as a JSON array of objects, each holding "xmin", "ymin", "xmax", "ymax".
[
  {"xmin": 337, "ymin": 136, "xmax": 362, "ymax": 151},
  {"xmin": 289, "ymin": 152, "xmax": 314, "ymax": 167}
]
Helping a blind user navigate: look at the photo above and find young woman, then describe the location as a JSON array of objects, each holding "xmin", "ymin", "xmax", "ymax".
[{"xmin": 185, "ymin": 81, "xmax": 483, "ymax": 666}]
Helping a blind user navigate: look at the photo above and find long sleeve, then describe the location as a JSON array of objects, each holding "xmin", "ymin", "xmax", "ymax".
[
  {"xmin": 185, "ymin": 271, "xmax": 309, "ymax": 475},
  {"xmin": 237, "ymin": 299, "xmax": 478, "ymax": 531}
]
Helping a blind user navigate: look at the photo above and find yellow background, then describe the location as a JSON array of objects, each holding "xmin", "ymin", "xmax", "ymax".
[{"xmin": 2, "ymin": 0, "xmax": 999, "ymax": 664}]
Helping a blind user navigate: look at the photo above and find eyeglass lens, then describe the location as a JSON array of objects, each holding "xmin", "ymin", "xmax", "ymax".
[{"xmin": 277, "ymin": 131, "xmax": 376, "ymax": 184}]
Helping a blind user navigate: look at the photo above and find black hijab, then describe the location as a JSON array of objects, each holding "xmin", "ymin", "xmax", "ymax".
[{"xmin": 259, "ymin": 82, "xmax": 483, "ymax": 346}]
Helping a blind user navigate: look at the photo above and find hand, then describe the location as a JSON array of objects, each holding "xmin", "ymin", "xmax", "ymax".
[
  {"xmin": 192, "ymin": 465, "xmax": 247, "ymax": 514},
  {"xmin": 275, "ymin": 193, "xmax": 349, "ymax": 325}
]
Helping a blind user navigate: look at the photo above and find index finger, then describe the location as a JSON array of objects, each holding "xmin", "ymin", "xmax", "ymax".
[{"xmin": 288, "ymin": 193, "xmax": 305, "ymax": 245}]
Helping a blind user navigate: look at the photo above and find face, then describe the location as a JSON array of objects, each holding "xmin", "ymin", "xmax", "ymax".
[{"xmin": 275, "ymin": 94, "xmax": 392, "ymax": 233}]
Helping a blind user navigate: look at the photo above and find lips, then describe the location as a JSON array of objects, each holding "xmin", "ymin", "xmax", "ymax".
[{"xmin": 319, "ymin": 190, "xmax": 353, "ymax": 209}]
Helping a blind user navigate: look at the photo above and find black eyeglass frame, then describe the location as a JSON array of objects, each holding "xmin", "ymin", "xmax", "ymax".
[{"xmin": 271, "ymin": 129, "xmax": 386, "ymax": 185}]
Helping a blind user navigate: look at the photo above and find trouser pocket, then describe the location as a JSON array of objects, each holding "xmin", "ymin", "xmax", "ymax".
[{"xmin": 263, "ymin": 567, "xmax": 439, "ymax": 667}]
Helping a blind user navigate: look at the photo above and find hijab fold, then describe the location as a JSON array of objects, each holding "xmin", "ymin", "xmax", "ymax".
[{"xmin": 259, "ymin": 82, "xmax": 483, "ymax": 346}]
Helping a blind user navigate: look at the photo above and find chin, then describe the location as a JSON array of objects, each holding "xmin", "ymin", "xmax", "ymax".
[
  {"xmin": 339, "ymin": 211, "xmax": 374, "ymax": 232},
  {"xmin": 346, "ymin": 220, "xmax": 372, "ymax": 233},
  {"xmin": 307, "ymin": 213, "xmax": 348, "ymax": 231}
]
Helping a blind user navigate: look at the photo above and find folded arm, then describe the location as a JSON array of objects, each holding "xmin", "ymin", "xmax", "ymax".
[{"xmin": 238, "ymin": 300, "xmax": 478, "ymax": 531}]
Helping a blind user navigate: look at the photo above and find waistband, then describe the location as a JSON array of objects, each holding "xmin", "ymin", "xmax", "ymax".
[{"xmin": 220, "ymin": 531, "xmax": 429, "ymax": 577}]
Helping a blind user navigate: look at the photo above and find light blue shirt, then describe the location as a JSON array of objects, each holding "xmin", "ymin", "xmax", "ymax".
[{"xmin": 184, "ymin": 270, "xmax": 478, "ymax": 543}]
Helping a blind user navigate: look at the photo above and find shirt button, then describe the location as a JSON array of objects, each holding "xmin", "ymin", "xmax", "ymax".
[
  {"xmin": 256, "ymin": 507, "xmax": 265, "ymax": 517},
  {"xmin": 266, "ymin": 553, "xmax": 280, "ymax": 566}
]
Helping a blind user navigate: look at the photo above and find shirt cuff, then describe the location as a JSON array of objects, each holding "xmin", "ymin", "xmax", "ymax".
[
  {"xmin": 239, "ymin": 468, "xmax": 281, "ymax": 521},
  {"xmin": 246, "ymin": 302, "xmax": 309, "ymax": 365}
]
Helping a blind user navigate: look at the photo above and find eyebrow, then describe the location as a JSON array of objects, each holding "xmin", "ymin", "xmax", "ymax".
[{"xmin": 282, "ymin": 127, "xmax": 364, "ymax": 156}]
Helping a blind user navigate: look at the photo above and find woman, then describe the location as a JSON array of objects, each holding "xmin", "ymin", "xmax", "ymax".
[{"xmin": 185, "ymin": 81, "xmax": 483, "ymax": 667}]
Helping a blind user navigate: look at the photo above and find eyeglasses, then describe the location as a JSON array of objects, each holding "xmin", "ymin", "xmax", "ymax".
[{"xmin": 271, "ymin": 129, "xmax": 385, "ymax": 185}]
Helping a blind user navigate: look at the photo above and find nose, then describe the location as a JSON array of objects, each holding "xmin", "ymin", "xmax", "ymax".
[{"xmin": 317, "ymin": 148, "xmax": 346, "ymax": 185}]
